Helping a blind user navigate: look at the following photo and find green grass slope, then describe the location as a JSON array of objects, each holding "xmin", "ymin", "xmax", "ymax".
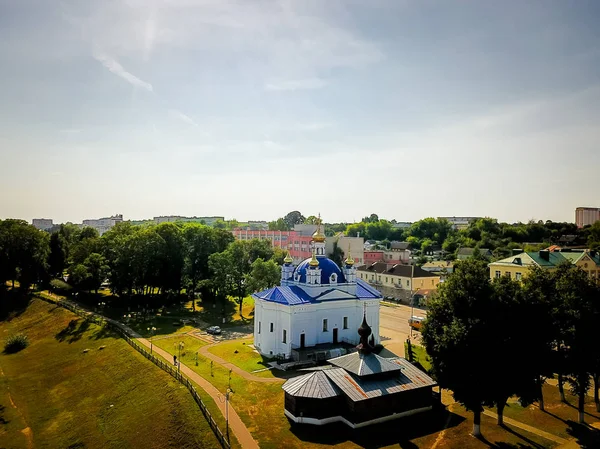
[{"xmin": 0, "ymin": 298, "xmax": 221, "ymax": 449}]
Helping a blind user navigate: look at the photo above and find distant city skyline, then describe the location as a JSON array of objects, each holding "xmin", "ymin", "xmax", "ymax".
[
  {"xmin": 1, "ymin": 2, "xmax": 599, "ymax": 225},
  {"xmin": 13, "ymin": 208, "xmax": 594, "ymax": 226}
]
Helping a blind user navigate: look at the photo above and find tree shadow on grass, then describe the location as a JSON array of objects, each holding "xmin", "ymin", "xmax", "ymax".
[
  {"xmin": 55, "ymin": 319, "xmax": 91, "ymax": 343},
  {"xmin": 564, "ymin": 401, "xmax": 600, "ymax": 420},
  {"xmin": 0, "ymin": 405, "xmax": 8, "ymax": 425},
  {"xmin": 477, "ymin": 433, "xmax": 542, "ymax": 449},
  {"xmin": 289, "ymin": 408, "xmax": 464, "ymax": 448},
  {"xmin": 88, "ymin": 325, "xmax": 118, "ymax": 341},
  {"xmin": 0, "ymin": 289, "xmax": 32, "ymax": 322},
  {"xmin": 566, "ymin": 420, "xmax": 600, "ymax": 448}
]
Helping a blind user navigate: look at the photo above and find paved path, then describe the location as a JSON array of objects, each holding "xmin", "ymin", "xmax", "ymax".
[
  {"xmin": 482, "ymin": 410, "xmax": 569, "ymax": 445},
  {"xmin": 136, "ymin": 337, "xmax": 260, "ymax": 449},
  {"xmin": 190, "ymin": 337, "xmax": 284, "ymax": 384},
  {"xmin": 40, "ymin": 292, "xmax": 259, "ymax": 449}
]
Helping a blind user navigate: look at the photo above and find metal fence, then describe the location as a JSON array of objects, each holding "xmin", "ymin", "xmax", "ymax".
[{"xmin": 36, "ymin": 293, "xmax": 231, "ymax": 449}]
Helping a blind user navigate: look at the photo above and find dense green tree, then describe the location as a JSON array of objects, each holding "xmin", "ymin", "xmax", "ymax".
[
  {"xmin": 48, "ymin": 232, "xmax": 67, "ymax": 278},
  {"xmin": 304, "ymin": 215, "xmax": 318, "ymax": 225},
  {"xmin": 328, "ymin": 242, "xmax": 344, "ymax": 268},
  {"xmin": 84, "ymin": 253, "xmax": 109, "ymax": 294},
  {"xmin": 422, "ymin": 259, "xmax": 495, "ymax": 437},
  {"xmin": 245, "ymin": 258, "xmax": 280, "ymax": 294},
  {"xmin": 0, "ymin": 220, "xmax": 49, "ymax": 290},
  {"xmin": 68, "ymin": 263, "xmax": 90, "ymax": 291},
  {"xmin": 283, "ymin": 211, "xmax": 305, "ymax": 229},
  {"xmin": 268, "ymin": 218, "xmax": 289, "ymax": 231}
]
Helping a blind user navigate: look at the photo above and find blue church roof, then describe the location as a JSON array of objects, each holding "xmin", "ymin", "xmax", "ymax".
[
  {"xmin": 253, "ymin": 279, "xmax": 382, "ymax": 306},
  {"xmin": 294, "ymin": 256, "xmax": 346, "ymax": 284}
]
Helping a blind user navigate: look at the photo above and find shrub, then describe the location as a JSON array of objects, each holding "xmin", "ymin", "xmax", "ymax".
[
  {"xmin": 4, "ymin": 334, "xmax": 29, "ymax": 354},
  {"xmin": 50, "ymin": 278, "xmax": 72, "ymax": 294}
]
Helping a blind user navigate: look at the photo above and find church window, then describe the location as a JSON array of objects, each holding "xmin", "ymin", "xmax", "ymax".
[
  {"xmin": 330, "ymin": 273, "xmax": 337, "ymax": 283},
  {"xmin": 406, "ymin": 280, "xmax": 409, "ymax": 287},
  {"xmin": 270, "ymin": 323, "xmax": 274, "ymax": 332},
  {"xmin": 385, "ymin": 276, "xmax": 388, "ymax": 283},
  {"xmin": 282, "ymin": 329, "xmax": 287, "ymax": 344},
  {"xmin": 343, "ymin": 317, "xmax": 348, "ymax": 329},
  {"xmin": 322, "ymin": 319, "xmax": 328, "ymax": 332},
  {"xmin": 258, "ymin": 322, "xmax": 261, "ymax": 334}
]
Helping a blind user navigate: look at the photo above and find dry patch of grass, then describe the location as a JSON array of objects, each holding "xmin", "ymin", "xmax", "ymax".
[{"xmin": 0, "ymin": 299, "xmax": 221, "ymax": 449}]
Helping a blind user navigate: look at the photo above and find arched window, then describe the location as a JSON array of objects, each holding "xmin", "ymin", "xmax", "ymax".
[{"xmin": 330, "ymin": 273, "xmax": 338, "ymax": 284}]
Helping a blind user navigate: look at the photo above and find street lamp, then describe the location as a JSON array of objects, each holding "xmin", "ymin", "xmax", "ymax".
[
  {"xmin": 147, "ymin": 326, "xmax": 156, "ymax": 353},
  {"xmin": 219, "ymin": 388, "xmax": 233, "ymax": 442},
  {"xmin": 178, "ymin": 341, "xmax": 185, "ymax": 371}
]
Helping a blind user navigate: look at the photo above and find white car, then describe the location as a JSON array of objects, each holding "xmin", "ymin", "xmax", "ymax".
[{"xmin": 207, "ymin": 326, "xmax": 222, "ymax": 335}]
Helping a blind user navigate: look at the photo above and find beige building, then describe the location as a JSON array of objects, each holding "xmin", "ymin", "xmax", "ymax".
[
  {"xmin": 488, "ymin": 249, "xmax": 600, "ymax": 282},
  {"xmin": 357, "ymin": 262, "xmax": 441, "ymax": 303},
  {"xmin": 575, "ymin": 207, "xmax": 600, "ymax": 228},
  {"xmin": 325, "ymin": 235, "xmax": 364, "ymax": 267}
]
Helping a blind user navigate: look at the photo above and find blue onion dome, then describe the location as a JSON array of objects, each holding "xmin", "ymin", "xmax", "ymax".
[{"xmin": 294, "ymin": 256, "xmax": 346, "ymax": 284}]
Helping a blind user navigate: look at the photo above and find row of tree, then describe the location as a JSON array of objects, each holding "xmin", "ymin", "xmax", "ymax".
[
  {"xmin": 0, "ymin": 220, "xmax": 283, "ymax": 315},
  {"xmin": 422, "ymin": 259, "xmax": 600, "ymax": 436}
]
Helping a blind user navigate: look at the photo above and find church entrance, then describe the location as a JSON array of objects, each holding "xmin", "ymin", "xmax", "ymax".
[
  {"xmin": 300, "ymin": 333, "xmax": 305, "ymax": 349},
  {"xmin": 333, "ymin": 328, "xmax": 338, "ymax": 344}
]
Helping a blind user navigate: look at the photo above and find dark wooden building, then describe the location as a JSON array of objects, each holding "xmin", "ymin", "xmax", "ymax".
[{"xmin": 282, "ymin": 315, "xmax": 437, "ymax": 428}]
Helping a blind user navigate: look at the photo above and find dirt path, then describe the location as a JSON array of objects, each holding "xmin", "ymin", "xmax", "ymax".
[
  {"xmin": 136, "ymin": 337, "xmax": 259, "ymax": 449},
  {"xmin": 482, "ymin": 410, "xmax": 569, "ymax": 445}
]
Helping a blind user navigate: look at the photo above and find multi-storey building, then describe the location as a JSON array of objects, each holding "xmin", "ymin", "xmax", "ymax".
[
  {"xmin": 153, "ymin": 216, "xmax": 224, "ymax": 226},
  {"xmin": 32, "ymin": 218, "xmax": 53, "ymax": 231},
  {"xmin": 82, "ymin": 214, "xmax": 123, "ymax": 235},
  {"xmin": 232, "ymin": 224, "xmax": 317, "ymax": 262},
  {"xmin": 575, "ymin": 207, "xmax": 600, "ymax": 228},
  {"xmin": 439, "ymin": 216, "xmax": 481, "ymax": 230},
  {"xmin": 363, "ymin": 242, "xmax": 411, "ymax": 266}
]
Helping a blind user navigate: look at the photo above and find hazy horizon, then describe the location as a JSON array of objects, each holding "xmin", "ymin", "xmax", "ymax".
[{"xmin": 1, "ymin": 1, "xmax": 599, "ymax": 225}]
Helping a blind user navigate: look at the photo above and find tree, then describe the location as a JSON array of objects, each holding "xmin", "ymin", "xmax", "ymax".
[
  {"xmin": 245, "ymin": 258, "xmax": 280, "ymax": 293},
  {"xmin": 422, "ymin": 259, "xmax": 495, "ymax": 437},
  {"xmin": 84, "ymin": 253, "xmax": 109, "ymax": 294},
  {"xmin": 283, "ymin": 211, "xmax": 305, "ymax": 229},
  {"xmin": 48, "ymin": 232, "xmax": 67, "ymax": 278},
  {"xmin": 68, "ymin": 263, "xmax": 90, "ymax": 291},
  {"xmin": 0, "ymin": 220, "xmax": 49, "ymax": 290},
  {"xmin": 304, "ymin": 215, "xmax": 318, "ymax": 225},
  {"xmin": 554, "ymin": 264, "xmax": 598, "ymax": 423},
  {"xmin": 328, "ymin": 242, "xmax": 344, "ymax": 268},
  {"xmin": 268, "ymin": 218, "xmax": 289, "ymax": 231}
]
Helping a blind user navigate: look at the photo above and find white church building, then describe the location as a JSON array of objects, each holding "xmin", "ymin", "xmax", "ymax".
[{"xmin": 253, "ymin": 218, "xmax": 382, "ymax": 359}]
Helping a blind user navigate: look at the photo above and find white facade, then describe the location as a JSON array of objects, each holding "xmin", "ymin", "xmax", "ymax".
[
  {"xmin": 32, "ymin": 218, "xmax": 53, "ymax": 231},
  {"xmin": 253, "ymin": 222, "xmax": 382, "ymax": 359},
  {"xmin": 254, "ymin": 297, "xmax": 380, "ymax": 358},
  {"xmin": 575, "ymin": 207, "xmax": 600, "ymax": 228},
  {"xmin": 82, "ymin": 214, "xmax": 123, "ymax": 235}
]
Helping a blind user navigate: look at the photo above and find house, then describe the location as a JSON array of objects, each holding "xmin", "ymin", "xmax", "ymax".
[
  {"xmin": 488, "ymin": 250, "xmax": 567, "ymax": 281},
  {"xmin": 554, "ymin": 250, "xmax": 600, "ymax": 282},
  {"xmin": 253, "ymin": 218, "xmax": 382, "ymax": 360},
  {"xmin": 356, "ymin": 262, "xmax": 441, "ymax": 303},
  {"xmin": 385, "ymin": 241, "xmax": 411, "ymax": 263},
  {"xmin": 282, "ymin": 315, "xmax": 438, "ymax": 428},
  {"xmin": 421, "ymin": 260, "xmax": 454, "ymax": 276},
  {"xmin": 456, "ymin": 247, "xmax": 493, "ymax": 260}
]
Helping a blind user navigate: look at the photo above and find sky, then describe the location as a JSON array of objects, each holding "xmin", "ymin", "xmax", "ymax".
[{"xmin": 1, "ymin": 1, "xmax": 599, "ymax": 225}]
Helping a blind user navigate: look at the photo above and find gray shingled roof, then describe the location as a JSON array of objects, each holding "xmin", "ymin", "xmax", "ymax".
[
  {"xmin": 390, "ymin": 241, "xmax": 410, "ymax": 250},
  {"xmin": 323, "ymin": 359, "xmax": 436, "ymax": 402},
  {"xmin": 282, "ymin": 371, "xmax": 340, "ymax": 399},
  {"xmin": 328, "ymin": 352, "xmax": 402, "ymax": 377}
]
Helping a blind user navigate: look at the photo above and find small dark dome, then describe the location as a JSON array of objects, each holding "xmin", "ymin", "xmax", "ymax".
[{"xmin": 357, "ymin": 314, "xmax": 372, "ymax": 338}]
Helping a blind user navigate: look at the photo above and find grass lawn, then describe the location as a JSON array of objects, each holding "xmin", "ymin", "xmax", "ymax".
[
  {"xmin": 207, "ymin": 338, "xmax": 276, "ymax": 375},
  {"xmin": 496, "ymin": 382, "xmax": 600, "ymax": 446},
  {"xmin": 405, "ymin": 341, "xmax": 432, "ymax": 373},
  {"xmin": 0, "ymin": 297, "xmax": 221, "ymax": 449}
]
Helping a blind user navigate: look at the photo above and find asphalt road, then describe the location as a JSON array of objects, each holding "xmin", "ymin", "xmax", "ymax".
[{"xmin": 379, "ymin": 303, "xmax": 427, "ymax": 357}]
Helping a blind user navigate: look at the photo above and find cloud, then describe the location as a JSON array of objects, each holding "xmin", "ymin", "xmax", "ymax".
[
  {"xmin": 92, "ymin": 51, "xmax": 153, "ymax": 91},
  {"xmin": 169, "ymin": 109, "xmax": 198, "ymax": 127},
  {"xmin": 265, "ymin": 78, "xmax": 328, "ymax": 91}
]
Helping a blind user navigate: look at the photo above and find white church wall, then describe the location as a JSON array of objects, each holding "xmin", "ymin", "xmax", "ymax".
[{"xmin": 255, "ymin": 297, "xmax": 381, "ymax": 358}]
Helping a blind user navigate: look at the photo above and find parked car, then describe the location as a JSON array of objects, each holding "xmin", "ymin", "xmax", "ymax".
[
  {"xmin": 408, "ymin": 316, "xmax": 425, "ymax": 331},
  {"xmin": 207, "ymin": 326, "xmax": 222, "ymax": 335}
]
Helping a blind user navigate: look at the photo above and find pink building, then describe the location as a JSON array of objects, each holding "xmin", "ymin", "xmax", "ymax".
[{"xmin": 231, "ymin": 228, "xmax": 314, "ymax": 261}]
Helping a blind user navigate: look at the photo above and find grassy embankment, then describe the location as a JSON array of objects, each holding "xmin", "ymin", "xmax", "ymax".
[{"xmin": 0, "ymin": 297, "xmax": 222, "ymax": 449}]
